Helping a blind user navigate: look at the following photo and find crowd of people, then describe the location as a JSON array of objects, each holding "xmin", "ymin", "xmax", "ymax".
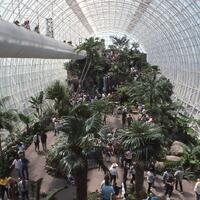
[
  {"xmin": 98, "ymin": 103, "xmax": 200, "ymax": 200},
  {"xmin": 100, "ymin": 142, "xmax": 197, "ymax": 200},
  {"xmin": 0, "ymin": 128, "xmax": 48, "ymax": 199},
  {"xmin": 0, "ymin": 140, "xmax": 30, "ymax": 200},
  {"xmin": 1, "ymin": 87, "xmax": 200, "ymax": 200}
]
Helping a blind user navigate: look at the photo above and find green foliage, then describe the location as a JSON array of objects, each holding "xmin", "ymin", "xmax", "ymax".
[
  {"xmin": 29, "ymin": 91, "xmax": 44, "ymax": 119},
  {"xmin": 0, "ymin": 97, "xmax": 18, "ymax": 177},
  {"xmin": 47, "ymin": 103, "xmax": 108, "ymax": 174},
  {"xmin": 116, "ymin": 85, "xmax": 130, "ymax": 104},
  {"xmin": 87, "ymin": 192, "xmax": 100, "ymax": 200},
  {"xmin": 0, "ymin": 97, "xmax": 18, "ymax": 132},
  {"xmin": 18, "ymin": 113, "xmax": 33, "ymax": 125},
  {"xmin": 90, "ymin": 99, "xmax": 112, "ymax": 115},
  {"xmin": 45, "ymin": 186, "xmax": 68, "ymax": 200},
  {"xmin": 118, "ymin": 121, "xmax": 164, "ymax": 162},
  {"xmin": 39, "ymin": 104, "xmax": 57, "ymax": 132},
  {"xmin": 18, "ymin": 113, "xmax": 33, "ymax": 132},
  {"xmin": 46, "ymin": 81, "xmax": 70, "ymax": 116},
  {"xmin": 181, "ymin": 144, "xmax": 200, "ymax": 171},
  {"xmin": 75, "ymin": 37, "xmax": 106, "ymax": 90},
  {"xmin": 129, "ymin": 72, "xmax": 173, "ymax": 108},
  {"xmin": 110, "ymin": 35, "xmax": 130, "ymax": 50}
]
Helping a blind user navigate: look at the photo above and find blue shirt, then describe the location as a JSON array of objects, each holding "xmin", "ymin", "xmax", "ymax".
[{"xmin": 101, "ymin": 185, "xmax": 115, "ymax": 200}]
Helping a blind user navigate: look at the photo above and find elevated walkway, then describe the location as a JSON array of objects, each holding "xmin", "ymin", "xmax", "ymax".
[{"xmin": 0, "ymin": 20, "xmax": 86, "ymax": 60}]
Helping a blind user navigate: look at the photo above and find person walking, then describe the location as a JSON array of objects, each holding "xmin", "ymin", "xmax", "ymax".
[
  {"xmin": 101, "ymin": 179, "xmax": 115, "ymax": 200},
  {"xmin": 33, "ymin": 133, "xmax": 40, "ymax": 152},
  {"xmin": 164, "ymin": 172, "xmax": 175, "ymax": 198},
  {"xmin": 124, "ymin": 150, "xmax": 132, "ymax": 167},
  {"xmin": 147, "ymin": 170, "xmax": 155, "ymax": 194},
  {"xmin": 162, "ymin": 169, "xmax": 169, "ymax": 184},
  {"xmin": 20, "ymin": 157, "xmax": 29, "ymax": 180},
  {"xmin": 10, "ymin": 155, "xmax": 22, "ymax": 178},
  {"xmin": 194, "ymin": 178, "xmax": 200, "ymax": 200},
  {"xmin": 174, "ymin": 166, "xmax": 184, "ymax": 192},
  {"xmin": 52, "ymin": 117, "xmax": 60, "ymax": 136},
  {"xmin": 40, "ymin": 132, "xmax": 47, "ymax": 151},
  {"xmin": 122, "ymin": 108, "xmax": 127, "ymax": 128},
  {"xmin": 109, "ymin": 163, "xmax": 118, "ymax": 184},
  {"xmin": 127, "ymin": 114, "xmax": 133, "ymax": 128},
  {"xmin": 18, "ymin": 178, "xmax": 29, "ymax": 200}
]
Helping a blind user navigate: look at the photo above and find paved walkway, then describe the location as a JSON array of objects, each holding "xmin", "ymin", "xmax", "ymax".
[
  {"xmin": 12, "ymin": 115, "xmax": 196, "ymax": 200},
  {"xmin": 88, "ymin": 115, "xmax": 196, "ymax": 200},
  {"xmin": 12, "ymin": 131, "xmax": 76, "ymax": 200}
]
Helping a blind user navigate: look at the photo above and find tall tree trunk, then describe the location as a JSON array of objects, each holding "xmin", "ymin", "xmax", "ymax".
[
  {"xmin": 75, "ymin": 161, "xmax": 88, "ymax": 200},
  {"xmin": 79, "ymin": 57, "xmax": 89, "ymax": 91},
  {"xmin": 82, "ymin": 59, "xmax": 92, "ymax": 88},
  {"xmin": 26, "ymin": 124, "xmax": 30, "ymax": 134},
  {"xmin": 135, "ymin": 161, "xmax": 144, "ymax": 200}
]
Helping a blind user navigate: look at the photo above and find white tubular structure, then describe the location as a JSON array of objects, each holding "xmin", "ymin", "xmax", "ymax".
[{"xmin": 0, "ymin": 20, "xmax": 86, "ymax": 59}]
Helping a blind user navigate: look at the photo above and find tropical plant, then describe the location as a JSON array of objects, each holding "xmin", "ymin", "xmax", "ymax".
[
  {"xmin": 90, "ymin": 98, "xmax": 112, "ymax": 115},
  {"xmin": 45, "ymin": 186, "xmax": 68, "ymax": 200},
  {"xmin": 110, "ymin": 35, "xmax": 129, "ymax": 50},
  {"xmin": 181, "ymin": 144, "xmax": 200, "ymax": 172},
  {"xmin": 129, "ymin": 69, "xmax": 173, "ymax": 109},
  {"xmin": 0, "ymin": 97, "xmax": 18, "ymax": 177},
  {"xmin": 29, "ymin": 91, "xmax": 44, "ymax": 119},
  {"xmin": 46, "ymin": 81, "xmax": 70, "ymax": 116},
  {"xmin": 116, "ymin": 85, "xmax": 130, "ymax": 104},
  {"xmin": 47, "ymin": 104, "xmax": 109, "ymax": 200},
  {"xmin": 18, "ymin": 113, "xmax": 33, "ymax": 133},
  {"xmin": 76, "ymin": 37, "xmax": 105, "ymax": 90},
  {"xmin": 118, "ymin": 121, "xmax": 163, "ymax": 199}
]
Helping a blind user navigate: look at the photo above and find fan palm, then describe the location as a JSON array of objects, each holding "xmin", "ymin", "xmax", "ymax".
[
  {"xmin": 110, "ymin": 35, "xmax": 130, "ymax": 50},
  {"xmin": 48, "ymin": 104, "xmax": 109, "ymax": 200},
  {"xmin": 29, "ymin": 91, "xmax": 44, "ymax": 119},
  {"xmin": 18, "ymin": 113, "xmax": 33, "ymax": 133},
  {"xmin": 118, "ymin": 121, "xmax": 163, "ymax": 199}
]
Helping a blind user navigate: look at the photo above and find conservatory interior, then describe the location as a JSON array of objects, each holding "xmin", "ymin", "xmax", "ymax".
[{"xmin": 0, "ymin": 0, "xmax": 200, "ymax": 200}]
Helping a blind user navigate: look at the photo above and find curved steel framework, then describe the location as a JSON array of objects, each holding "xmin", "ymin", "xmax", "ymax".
[{"xmin": 0, "ymin": 0, "xmax": 200, "ymax": 116}]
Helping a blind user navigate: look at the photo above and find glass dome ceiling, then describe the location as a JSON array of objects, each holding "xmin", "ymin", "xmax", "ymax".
[{"xmin": 0, "ymin": 0, "xmax": 200, "ymax": 116}]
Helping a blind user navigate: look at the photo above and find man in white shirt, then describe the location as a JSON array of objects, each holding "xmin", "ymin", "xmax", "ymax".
[
  {"xmin": 10, "ymin": 156, "xmax": 22, "ymax": 178},
  {"xmin": 109, "ymin": 163, "xmax": 118, "ymax": 184}
]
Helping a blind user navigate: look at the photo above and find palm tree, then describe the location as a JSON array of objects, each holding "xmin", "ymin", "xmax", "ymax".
[
  {"xmin": 0, "ymin": 97, "xmax": 18, "ymax": 177},
  {"xmin": 47, "ymin": 104, "xmax": 109, "ymax": 200},
  {"xmin": 46, "ymin": 81, "xmax": 70, "ymax": 116},
  {"xmin": 29, "ymin": 91, "xmax": 44, "ymax": 119},
  {"xmin": 129, "ymin": 69, "xmax": 173, "ymax": 109},
  {"xmin": 118, "ymin": 121, "xmax": 163, "ymax": 199},
  {"xmin": 110, "ymin": 35, "xmax": 129, "ymax": 50},
  {"xmin": 18, "ymin": 113, "xmax": 33, "ymax": 133},
  {"xmin": 76, "ymin": 37, "xmax": 105, "ymax": 89}
]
